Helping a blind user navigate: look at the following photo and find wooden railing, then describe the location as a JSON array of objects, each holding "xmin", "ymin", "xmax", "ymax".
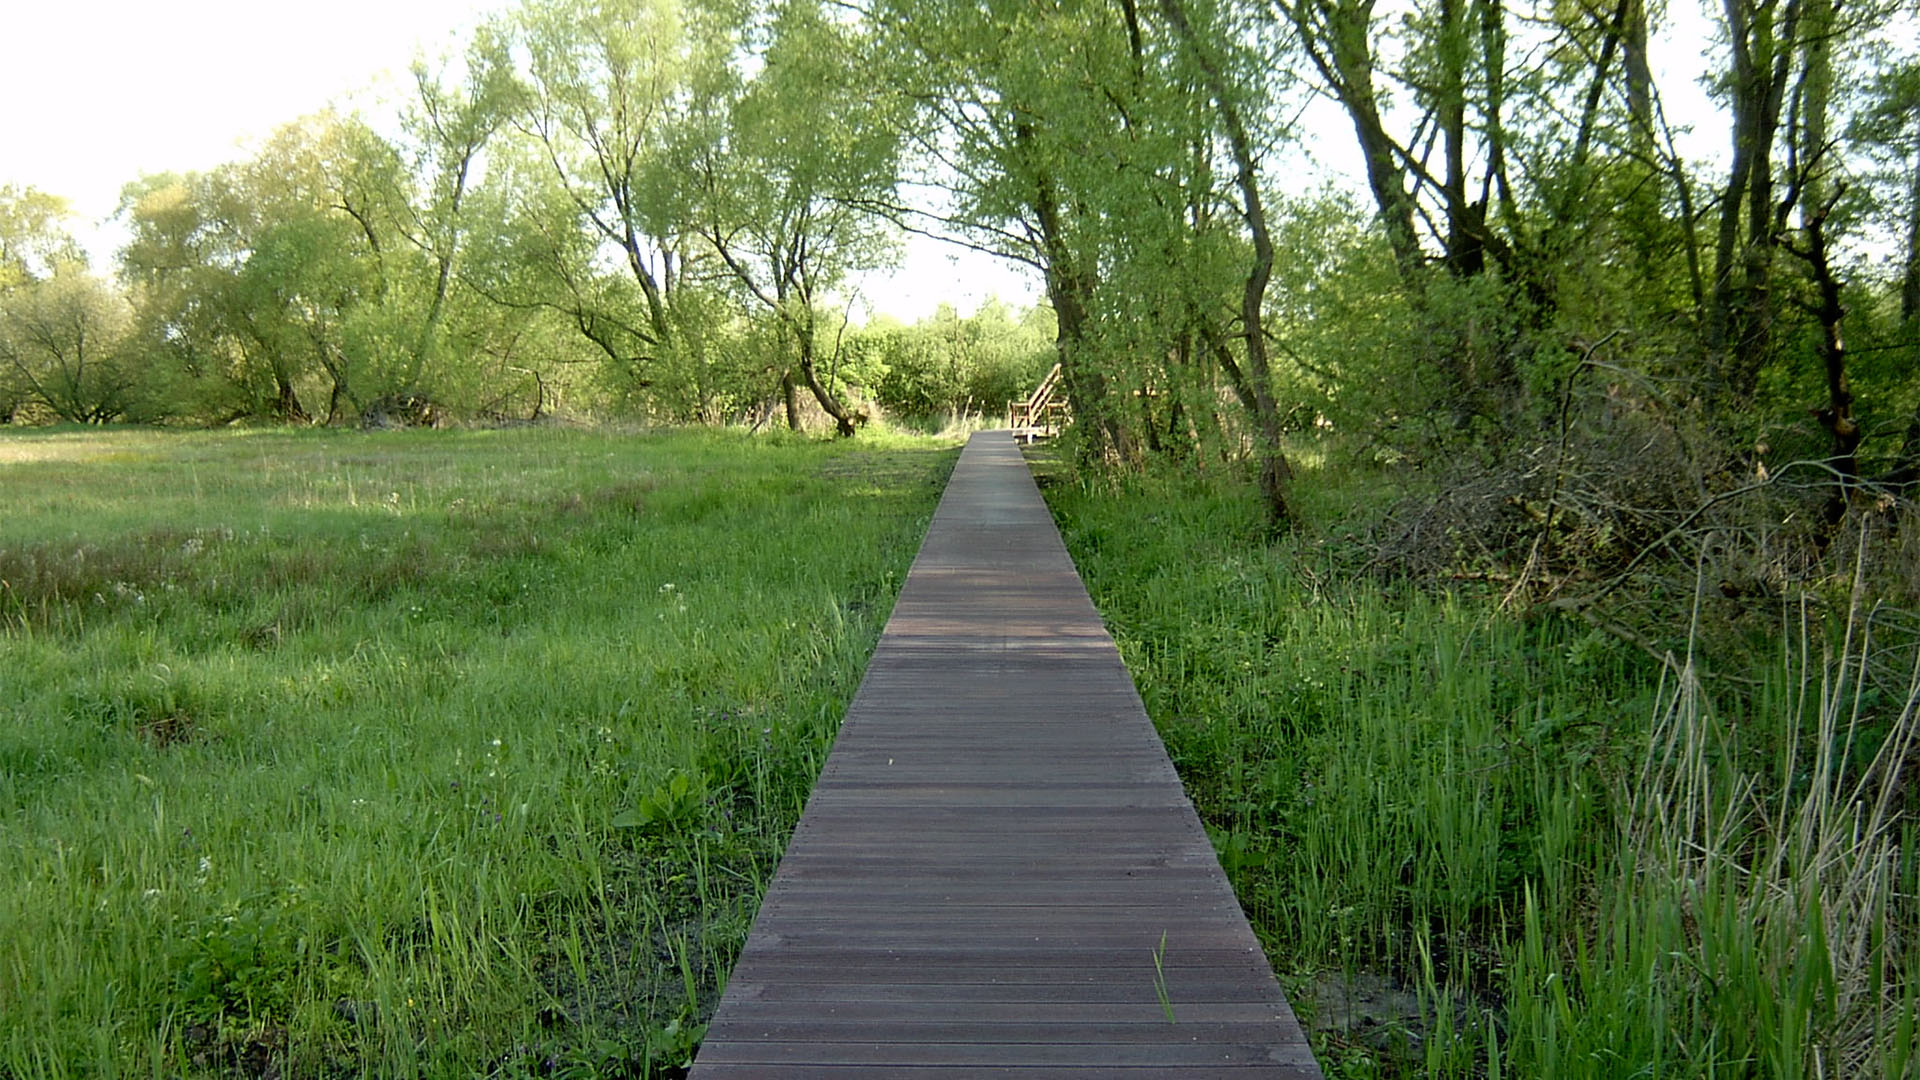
[{"xmin": 1008, "ymin": 362, "xmax": 1067, "ymax": 441}]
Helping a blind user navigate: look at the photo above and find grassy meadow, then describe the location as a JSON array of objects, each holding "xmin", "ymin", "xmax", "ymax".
[
  {"xmin": 0, "ymin": 425, "xmax": 955, "ymax": 1078},
  {"xmin": 1042, "ymin": 451, "xmax": 1920, "ymax": 1079}
]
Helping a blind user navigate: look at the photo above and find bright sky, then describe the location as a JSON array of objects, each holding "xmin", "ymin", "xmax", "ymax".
[
  {"xmin": 2, "ymin": 0, "xmax": 1730, "ymax": 322},
  {"xmin": 1283, "ymin": 0, "xmax": 1727, "ymax": 193},
  {"xmin": 1, "ymin": 1, "xmax": 499, "ymax": 231},
  {"xmin": 0, "ymin": 0, "xmax": 1037, "ymax": 320}
]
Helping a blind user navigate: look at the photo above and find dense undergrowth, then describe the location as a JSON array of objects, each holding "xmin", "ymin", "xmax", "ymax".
[
  {"xmin": 1041, "ymin": 447, "xmax": 1920, "ymax": 1079},
  {"xmin": 0, "ymin": 425, "xmax": 955, "ymax": 1078}
]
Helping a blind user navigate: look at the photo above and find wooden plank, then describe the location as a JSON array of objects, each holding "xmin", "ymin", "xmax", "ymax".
[
  {"xmin": 755, "ymin": 884, "xmax": 1238, "ymax": 903},
  {"xmin": 705, "ymin": 1021, "xmax": 1312, "ymax": 1045},
  {"xmin": 720, "ymin": 981, "xmax": 1287, "ymax": 1005},
  {"xmin": 709, "ymin": 1000, "xmax": 1294, "ymax": 1023},
  {"xmin": 691, "ymin": 1060, "xmax": 1320, "ymax": 1068},
  {"xmin": 698, "ymin": 1037, "xmax": 1328, "ymax": 1060},
  {"xmin": 716, "ymin": 951, "xmax": 1275, "ymax": 978},
  {"xmin": 687, "ymin": 432, "xmax": 1319, "ymax": 1077}
]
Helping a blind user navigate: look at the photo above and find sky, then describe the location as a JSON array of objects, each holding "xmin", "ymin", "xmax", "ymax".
[
  {"xmin": 0, "ymin": 0, "xmax": 1037, "ymax": 321},
  {"xmin": 1, "ymin": 0, "xmax": 499, "ymax": 229},
  {"xmin": 1, "ymin": 0, "xmax": 1727, "ymax": 322}
]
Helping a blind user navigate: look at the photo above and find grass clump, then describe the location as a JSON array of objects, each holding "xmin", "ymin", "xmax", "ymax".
[
  {"xmin": 1040, "ymin": 452, "xmax": 1919, "ymax": 1079},
  {"xmin": 0, "ymin": 425, "xmax": 955, "ymax": 1078}
]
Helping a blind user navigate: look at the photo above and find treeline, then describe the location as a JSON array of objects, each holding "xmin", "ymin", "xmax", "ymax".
[
  {"xmin": 852, "ymin": 0, "xmax": 1920, "ymax": 530},
  {"xmin": 0, "ymin": 0, "xmax": 1053, "ymax": 433},
  {"xmin": 2, "ymin": 0, "xmax": 1918, "ymax": 509}
]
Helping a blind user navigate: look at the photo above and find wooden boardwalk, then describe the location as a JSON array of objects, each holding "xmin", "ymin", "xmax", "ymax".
[{"xmin": 689, "ymin": 432, "xmax": 1320, "ymax": 1077}]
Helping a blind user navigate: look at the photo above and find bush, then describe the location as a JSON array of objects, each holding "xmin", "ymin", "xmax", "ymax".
[{"xmin": 862, "ymin": 301, "xmax": 1054, "ymax": 426}]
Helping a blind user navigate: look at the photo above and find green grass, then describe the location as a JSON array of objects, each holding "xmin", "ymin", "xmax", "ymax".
[
  {"xmin": 1041, "ymin": 452, "xmax": 1920, "ymax": 1079},
  {"xmin": 0, "ymin": 424, "xmax": 956, "ymax": 1078}
]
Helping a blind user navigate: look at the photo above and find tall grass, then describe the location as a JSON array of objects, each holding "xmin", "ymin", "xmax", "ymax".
[
  {"xmin": 1041, "ymin": 456, "xmax": 1919, "ymax": 1079},
  {"xmin": 1504, "ymin": 572, "xmax": 1919, "ymax": 1079},
  {"xmin": 0, "ymin": 425, "xmax": 955, "ymax": 1077}
]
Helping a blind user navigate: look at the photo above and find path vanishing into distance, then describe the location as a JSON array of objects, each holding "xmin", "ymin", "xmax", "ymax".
[{"xmin": 689, "ymin": 431, "xmax": 1322, "ymax": 1077}]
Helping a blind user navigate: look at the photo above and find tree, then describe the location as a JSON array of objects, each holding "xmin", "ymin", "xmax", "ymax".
[
  {"xmin": 0, "ymin": 268, "xmax": 139, "ymax": 424},
  {"xmin": 860, "ymin": 0, "xmax": 1141, "ymax": 458},
  {"xmin": 864, "ymin": 300, "xmax": 1054, "ymax": 424},
  {"xmin": 511, "ymin": 0, "xmax": 720, "ymax": 367},
  {"xmin": 1704, "ymin": 0, "xmax": 1807, "ymax": 402},
  {"xmin": 0, "ymin": 186, "xmax": 140, "ymax": 424},
  {"xmin": 1156, "ymin": 0, "xmax": 1296, "ymax": 525},
  {"xmin": 399, "ymin": 22, "xmax": 524, "ymax": 380},
  {"xmin": 0, "ymin": 185, "xmax": 81, "ymax": 293},
  {"xmin": 120, "ymin": 114, "xmax": 406, "ymax": 423},
  {"xmin": 1279, "ymin": 0, "xmax": 1424, "ymax": 284},
  {"xmin": 864, "ymin": 0, "xmax": 1316, "ymax": 490},
  {"xmin": 692, "ymin": 0, "xmax": 904, "ymax": 435},
  {"xmin": 1777, "ymin": 0, "xmax": 1859, "ymax": 503},
  {"xmin": 458, "ymin": 142, "xmax": 705, "ymax": 412},
  {"xmin": 1850, "ymin": 57, "xmax": 1920, "ymax": 484}
]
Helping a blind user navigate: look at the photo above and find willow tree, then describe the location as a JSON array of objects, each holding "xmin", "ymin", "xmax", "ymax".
[
  {"xmin": 861, "ymin": 0, "xmax": 1302, "ymax": 511},
  {"xmin": 1704, "ymin": 0, "xmax": 1808, "ymax": 403},
  {"xmin": 690, "ymin": 0, "xmax": 903, "ymax": 435},
  {"xmin": 0, "ymin": 195, "xmax": 138, "ymax": 425},
  {"xmin": 400, "ymin": 22, "xmax": 523, "ymax": 379},
  {"xmin": 511, "ymin": 0, "xmax": 718, "ymax": 364},
  {"xmin": 1274, "ymin": 0, "xmax": 1707, "ymax": 422},
  {"xmin": 119, "ymin": 114, "xmax": 404, "ymax": 423},
  {"xmin": 0, "ymin": 186, "xmax": 80, "ymax": 293},
  {"xmin": 1856, "ymin": 59, "xmax": 1920, "ymax": 486},
  {"xmin": 1155, "ymin": 0, "xmax": 1296, "ymax": 526},
  {"xmin": 860, "ymin": 0, "xmax": 1137, "ymax": 459}
]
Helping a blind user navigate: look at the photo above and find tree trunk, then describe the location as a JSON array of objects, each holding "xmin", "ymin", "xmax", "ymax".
[
  {"xmin": 796, "ymin": 334, "xmax": 859, "ymax": 437},
  {"xmin": 1157, "ymin": 0, "xmax": 1295, "ymax": 529},
  {"xmin": 1625, "ymin": 0, "xmax": 1653, "ymax": 137},
  {"xmin": 621, "ymin": 221, "xmax": 672, "ymax": 352},
  {"xmin": 1903, "ymin": 132, "xmax": 1920, "ymax": 322},
  {"xmin": 1619, "ymin": 0, "xmax": 1666, "ymax": 277},
  {"xmin": 1296, "ymin": 0, "xmax": 1424, "ymax": 287},
  {"xmin": 1044, "ymin": 259, "xmax": 1120, "ymax": 463},
  {"xmin": 1708, "ymin": 0, "xmax": 1802, "ymax": 403},
  {"xmin": 272, "ymin": 369, "xmax": 309, "ymax": 424},
  {"xmin": 1671, "ymin": 155, "xmax": 1708, "ymax": 313},
  {"xmin": 780, "ymin": 368, "xmax": 801, "ymax": 431},
  {"xmin": 415, "ymin": 159, "xmax": 468, "ymax": 379},
  {"xmin": 1808, "ymin": 222, "xmax": 1857, "ymax": 484},
  {"xmin": 1795, "ymin": 202, "xmax": 1859, "ymax": 507},
  {"xmin": 1437, "ymin": 0, "xmax": 1483, "ymax": 278},
  {"xmin": 776, "ymin": 287, "xmax": 859, "ymax": 438},
  {"xmin": 1477, "ymin": 0, "xmax": 1512, "ymax": 225},
  {"xmin": 1017, "ymin": 119, "xmax": 1121, "ymax": 463},
  {"xmin": 1139, "ymin": 391, "xmax": 1165, "ymax": 455},
  {"xmin": 1567, "ymin": 0, "xmax": 1628, "ymax": 200},
  {"xmin": 1876, "ymin": 68, "xmax": 1920, "ymax": 485},
  {"xmin": 1790, "ymin": 0, "xmax": 1858, "ymax": 521},
  {"xmin": 1708, "ymin": 58, "xmax": 1758, "ymax": 386}
]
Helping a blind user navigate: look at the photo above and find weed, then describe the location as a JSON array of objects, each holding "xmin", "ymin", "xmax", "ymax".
[
  {"xmin": 1045, "ymin": 454, "xmax": 1918, "ymax": 1079},
  {"xmin": 1152, "ymin": 930, "xmax": 1177, "ymax": 1024},
  {"xmin": 615, "ymin": 770, "xmax": 710, "ymax": 834}
]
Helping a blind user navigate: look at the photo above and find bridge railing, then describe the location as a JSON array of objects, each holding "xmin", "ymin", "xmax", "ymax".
[{"xmin": 1008, "ymin": 362, "xmax": 1066, "ymax": 440}]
